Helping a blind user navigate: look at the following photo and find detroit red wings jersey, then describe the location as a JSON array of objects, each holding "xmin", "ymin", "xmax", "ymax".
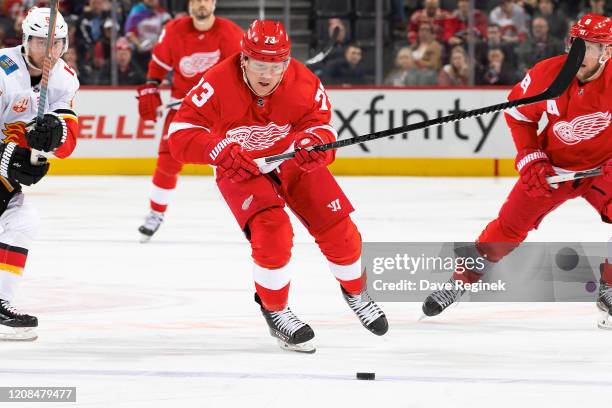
[
  {"xmin": 505, "ymin": 54, "xmax": 611, "ymax": 171},
  {"xmin": 167, "ymin": 54, "xmax": 336, "ymax": 169},
  {"xmin": 148, "ymin": 16, "xmax": 243, "ymax": 99}
]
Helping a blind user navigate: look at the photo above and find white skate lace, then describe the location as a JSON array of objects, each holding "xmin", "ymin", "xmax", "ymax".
[
  {"xmin": 270, "ymin": 308, "xmax": 306, "ymax": 335},
  {"xmin": 346, "ymin": 291, "xmax": 384, "ymax": 326},
  {"xmin": 142, "ymin": 211, "xmax": 164, "ymax": 231},
  {"xmin": 430, "ymin": 279, "xmax": 463, "ymax": 308},
  {"xmin": 0, "ymin": 300, "xmax": 24, "ymax": 317}
]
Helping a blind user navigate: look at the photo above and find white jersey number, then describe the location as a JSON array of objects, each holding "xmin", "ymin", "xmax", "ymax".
[
  {"xmin": 191, "ymin": 78, "xmax": 215, "ymax": 107},
  {"xmin": 315, "ymin": 83, "xmax": 329, "ymax": 111}
]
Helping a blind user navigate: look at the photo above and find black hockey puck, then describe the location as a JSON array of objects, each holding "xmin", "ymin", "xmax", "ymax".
[{"xmin": 356, "ymin": 372, "xmax": 375, "ymax": 380}]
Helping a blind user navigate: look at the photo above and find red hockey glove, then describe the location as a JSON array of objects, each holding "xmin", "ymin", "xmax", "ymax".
[
  {"xmin": 212, "ymin": 141, "xmax": 260, "ymax": 183},
  {"xmin": 603, "ymin": 158, "xmax": 612, "ymax": 182},
  {"xmin": 293, "ymin": 132, "xmax": 332, "ymax": 172},
  {"xmin": 515, "ymin": 149, "xmax": 556, "ymax": 199},
  {"xmin": 137, "ymin": 84, "xmax": 162, "ymax": 122}
]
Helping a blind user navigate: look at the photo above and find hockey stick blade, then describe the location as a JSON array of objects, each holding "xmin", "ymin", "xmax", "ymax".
[
  {"xmin": 256, "ymin": 38, "xmax": 586, "ymax": 165},
  {"xmin": 546, "ymin": 167, "xmax": 602, "ymax": 186}
]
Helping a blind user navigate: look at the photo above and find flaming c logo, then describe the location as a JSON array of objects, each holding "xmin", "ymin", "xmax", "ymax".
[{"xmin": 2, "ymin": 122, "xmax": 27, "ymax": 145}]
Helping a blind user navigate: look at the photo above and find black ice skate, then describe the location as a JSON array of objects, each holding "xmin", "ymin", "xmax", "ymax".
[
  {"xmin": 254, "ymin": 293, "xmax": 315, "ymax": 353},
  {"xmin": 597, "ymin": 262, "xmax": 612, "ymax": 330},
  {"xmin": 341, "ymin": 287, "xmax": 388, "ymax": 335},
  {"xmin": 0, "ymin": 299, "xmax": 38, "ymax": 341},
  {"xmin": 422, "ymin": 278, "xmax": 465, "ymax": 317},
  {"xmin": 138, "ymin": 210, "xmax": 164, "ymax": 242}
]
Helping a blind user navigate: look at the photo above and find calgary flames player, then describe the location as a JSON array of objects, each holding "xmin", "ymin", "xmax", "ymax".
[
  {"xmin": 422, "ymin": 14, "xmax": 612, "ymax": 328},
  {"xmin": 167, "ymin": 20, "xmax": 388, "ymax": 352},
  {"xmin": 0, "ymin": 7, "xmax": 79, "ymax": 340},
  {"xmin": 136, "ymin": 0, "xmax": 242, "ymax": 242}
]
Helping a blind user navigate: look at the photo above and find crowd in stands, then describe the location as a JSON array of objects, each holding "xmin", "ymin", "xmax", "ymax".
[
  {"xmin": 312, "ymin": 0, "xmax": 611, "ymax": 86},
  {"xmin": 1, "ymin": 0, "xmax": 610, "ymax": 86},
  {"xmin": 0, "ymin": 0, "xmax": 173, "ymax": 85}
]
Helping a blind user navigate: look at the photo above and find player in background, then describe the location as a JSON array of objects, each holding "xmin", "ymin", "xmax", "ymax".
[
  {"xmin": 0, "ymin": 7, "xmax": 79, "ymax": 340},
  {"xmin": 422, "ymin": 14, "xmax": 612, "ymax": 328},
  {"xmin": 167, "ymin": 20, "xmax": 388, "ymax": 353},
  {"xmin": 136, "ymin": 0, "xmax": 242, "ymax": 242}
]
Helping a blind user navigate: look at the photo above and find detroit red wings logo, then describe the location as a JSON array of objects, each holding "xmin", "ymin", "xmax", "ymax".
[
  {"xmin": 552, "ymin": 111, "xmax": 611, "ymax": 145},
  {"xmin": 227, "ymin": 122, "xmax": 291, "ymax": 151},
  {"xmin": 179, "ymin": 50, "xmax": 221, "ymax": 78}
]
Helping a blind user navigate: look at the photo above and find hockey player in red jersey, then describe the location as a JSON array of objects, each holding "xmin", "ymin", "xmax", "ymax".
[
  {"xmin": 0, "ymin": 7, "xmax": 79, "ymax": 340},
  {"xmin": 167, "ymin": 20, "xmax": 388, "ymax": 352},
  {"xmin": 136, "ymin": 0, "xmax": 242, "ymax": 242},
  {"xmin": 422, "ymin": 14, "xmax": 612, "ymax": 328}
]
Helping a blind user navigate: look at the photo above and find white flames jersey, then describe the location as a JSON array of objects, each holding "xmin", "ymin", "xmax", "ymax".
[{"xmin": 0, "ymin": 45, "xmax": 79, "ymax": 149}]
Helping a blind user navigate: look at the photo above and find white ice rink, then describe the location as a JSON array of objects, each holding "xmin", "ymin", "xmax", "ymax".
[{"xmin": 1, "ymin": 176, "xmax": 611, "ymax": 407}]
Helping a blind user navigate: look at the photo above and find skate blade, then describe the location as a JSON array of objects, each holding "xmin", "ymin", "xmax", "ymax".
[
  {"xmin": 276, "ymin": 339, "xmax": 316, "ymax": 354},
  {"xmin": 139, "ymin": 233, "xmax": 152, "ymax": 243},
  {"xmin": 0, "ymin": 327, "xmax": 38, "ymax": 341}
]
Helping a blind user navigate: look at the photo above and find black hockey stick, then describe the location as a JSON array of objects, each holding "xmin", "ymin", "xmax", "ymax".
[
  {"xmin": 30, "ymin": 0, "xmax": 61, "ymax": 165},
  {"xmin": 546, "ymin": 167, "xmax": 602, "ymax": 186},
  {"xmin": 305, "ymin": 26, "xmax": 341, "ymax": 66},
  {"xmin": 254, "ymin": 38, "xmax": 586, "ymax": 166}
]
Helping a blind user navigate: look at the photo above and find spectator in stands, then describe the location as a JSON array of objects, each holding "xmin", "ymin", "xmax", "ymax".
[
  {"xmin": 76, "ymin": 0, "xmax": 112, "ymax": 65},
  {"xmin": 323, "ymin": 42, "xmax": 366, "ymax": 85},
  {"xmin": 309, "ymin": 18, "xmax": 350, "ymax": 77},
  {"xmin": 0, "ymin": 1, "xmax": 21, "ymax": 47},
  {"xmin": 384, "ymin": 46, "xmax": 437, "ymax": 86},
  {"xmin": 407, "ymin": 0, "xmax": 450, "ymax": 44},
  {"xmin": 516, "ymin": 16, "xmax": 564, "ymax": 73},
  {"xmin": 532, "ymin": 0, "xmax": 567, "ymax": 40},
  {"xmin": 411, "ymin": 22, "xmax": 442, "ymax": 71},
  {"xmin": 578, "ymin": 0, "xmax": 609, "ymax": 18},
  {"xmin": 445, "ymin": 0, "xmax": 488, "ymax": 46},
  {"xmin": 97, "ymin": 37, "xmax": 146, "ymax": 85},
  {"xmin": 489, "ymin": 0, "xmax": 530, "ymax": 43},
  {"xmin": 93, "ymin": 18, "xmax": 116, "ymax": 70},
  {"xmin": 62, "ymin": 46, "xmax": 79, "ymax": 72},
  {"xmin": 62, "ymin": 46, "xmax": 95, "ymax": 85},
  {"xmin": 124, "ymin": 0, "xmax": 171, "ymax": 69},
  {"xmin": 438, "ymin": 46, "xmax": 470, "ymax": 86},
  {"xmin": 477, "ymin": 48, "xmax": 516, "ymax": 85},
  {"xmin": 476, "ymin": 23, "xmax": 518, "ymax": 71}
]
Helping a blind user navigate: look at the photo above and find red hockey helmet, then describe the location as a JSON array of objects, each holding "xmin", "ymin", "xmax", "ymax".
[
  {"xmin": 242, "ymin": 20, "xmax": 291, "ymax": 62},
  {"xmin": 569, "ymin": 14, "xmax": 612, "ymax": 44}
]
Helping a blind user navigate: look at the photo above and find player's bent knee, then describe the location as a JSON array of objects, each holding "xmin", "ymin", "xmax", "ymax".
[
  {"xmin": 477, "ymin": 218, "xmax": 523, "ymax": 262},
  {"xmin": 156, "ymin": 152, "xmax": 183, "ymax": 176},
  {"xmin": 248, "ymin": 208, "xmax": 293, "ymax": 269},
  {"xmin": 315, "ymin": 217, "xmax": 362, "ymax": 265}
]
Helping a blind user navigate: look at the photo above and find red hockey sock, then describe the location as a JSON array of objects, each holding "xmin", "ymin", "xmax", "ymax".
[
  {"xmin": 255, "ymin": 282, "xmax": 290, "ymax": 311},
  {"xmin": 337, "ymin": 273, "xmax": 365, "ymax": 295},
  {"xmin": 453, "ymin": 269, "xmax": 482, "ymax": 284}
]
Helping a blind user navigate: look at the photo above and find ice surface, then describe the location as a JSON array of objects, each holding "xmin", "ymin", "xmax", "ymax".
[{"xmin": 1, "ymin": 176, "xmax": 610, "ymax": 407}]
